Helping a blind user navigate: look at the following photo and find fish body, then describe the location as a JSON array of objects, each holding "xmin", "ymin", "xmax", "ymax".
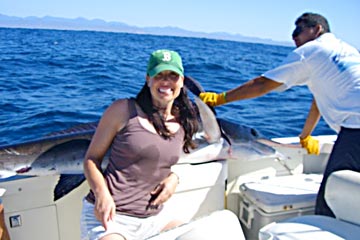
[
  {"xmin": 0, "ymin": 125, "xmax": 96, "ymax": 178},
  {"xmin": 0, "ymin": 98, "xmax": 287, "ymax": 200},
  {"xmin": 180, "ymin": 99, "xmax": 283, "ymax": 164},
  {"xmin": 0, "ymin": 124, "xmax": 97, "ymax": 200}
]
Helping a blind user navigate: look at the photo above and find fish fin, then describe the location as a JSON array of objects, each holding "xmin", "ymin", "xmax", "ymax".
[
  {"xmin": 184, "ymin": 75, "xmax": 205, "ymax": 96},
  {"xmin": 194, "ymin": 98, "xmax": 221, "ymax": 143},
  {"xmin": 54, "ymin": 174, "xmax": 86, "ymax": 201},
  {"xmin": 217, "ymin": 119, "xmax": 232, "ymax": 146},
  {"xmin": 185, "ymin": 76, "xmax": 232, "ymax": 146},
  {"xmin": 184, "ymin": 76, "xmax": 218, "ymax": 117}
]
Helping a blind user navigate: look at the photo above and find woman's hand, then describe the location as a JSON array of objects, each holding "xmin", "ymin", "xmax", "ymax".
[
  {"xmin": 94, "ymin": 192, "xmax": 116, "ymax": 230},
  {"xmin": 149, "ymin": 173, "xmax": 179, "ymax": 208}
]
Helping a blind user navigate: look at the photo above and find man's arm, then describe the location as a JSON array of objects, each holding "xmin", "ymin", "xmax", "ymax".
[
  {"xmin": 299, "ymin": 99, "xmax": 321, "ymax": 139},
  {"xmin": 299, "ymin": 99, "xmax": 321, "ymax": 155},
  {"xmin": 200, "ymin": 76, "xmax": 283, "ymax": 106},
  {"xmin": 226, "ymin": 76, "xmax": 283, "ymax": 102}
]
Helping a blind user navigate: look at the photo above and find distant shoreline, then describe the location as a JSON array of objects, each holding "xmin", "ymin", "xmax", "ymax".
[{"xmin": 0, "ymin": 13, "xmax": 293, "ymax": 47}]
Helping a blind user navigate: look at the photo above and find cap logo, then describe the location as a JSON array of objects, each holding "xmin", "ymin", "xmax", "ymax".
[
  {"xmin": 147, "ymin": 49, "xmax": 184, "ymax": 77},
  {"xmin": 162, "ymin": 51, "xmax": 172, "ymax": 62}
]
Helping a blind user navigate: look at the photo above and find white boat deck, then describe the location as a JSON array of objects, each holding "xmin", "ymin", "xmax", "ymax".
[{"xmin": 0, "ymin": 135, "xmax": 343, "ymax": 240}]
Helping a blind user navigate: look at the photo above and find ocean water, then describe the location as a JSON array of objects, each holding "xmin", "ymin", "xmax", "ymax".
[{"xmin": 0, "ymin": 27, "xmax": 334, "ymax": 146}]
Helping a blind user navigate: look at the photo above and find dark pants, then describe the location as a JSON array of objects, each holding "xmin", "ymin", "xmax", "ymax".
[{"xmin": 315, "ymin": 127, "xmax": 360, "ymax": 217}]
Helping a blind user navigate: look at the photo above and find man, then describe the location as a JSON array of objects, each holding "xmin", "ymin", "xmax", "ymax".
[{"xmin": 200, "ymin": 12, "xmax": 360, "ymax": 217}]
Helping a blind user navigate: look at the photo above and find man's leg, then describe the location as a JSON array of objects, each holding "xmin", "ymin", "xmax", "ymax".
[{"xmin": 315, "ymin": 128, "xmax": 360, "ymax": 217}]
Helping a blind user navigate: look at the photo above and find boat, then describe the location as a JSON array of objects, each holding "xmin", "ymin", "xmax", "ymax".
[
  {"xmin": 3, "ymin": 128, "xmax": 357, "ymax": 240},
  {"xmin": 0, "ymin": 93, "xmax": 360, "ymax": 240}
]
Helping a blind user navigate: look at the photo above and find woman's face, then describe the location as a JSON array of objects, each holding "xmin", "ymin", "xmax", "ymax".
[{"xmin": 146, "ymin": 70, "xmax": 184, "ymax": 107}]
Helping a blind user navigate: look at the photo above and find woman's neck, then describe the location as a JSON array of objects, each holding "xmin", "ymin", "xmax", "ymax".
[{"xmin": 153, "ymin": 104, "xmax": 173, "ymax": 121}]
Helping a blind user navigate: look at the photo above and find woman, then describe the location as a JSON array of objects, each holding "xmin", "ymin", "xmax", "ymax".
[
  {"xmin": 0, "ymin": 195, "xmax": 10, "ymax": 240},
  {"xmin": 81, "ymin": 49, "xmax": 199, "ymax": 240}
]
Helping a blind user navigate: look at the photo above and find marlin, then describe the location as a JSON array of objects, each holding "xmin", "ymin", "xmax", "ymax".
[
  {"xmin": 0, "ymin": 77, "xmax": 292, "ymax": 201},
  {"xmin": 179, "ymin": 98, "xmax": 285, "ymax": 164},
  {"xmin": 180, "ymin": 76, "xmax": 289, "ymax": 164},
  {"xmin": 0, "ymin": 123, "xmax": 98, "ymax": 201}
]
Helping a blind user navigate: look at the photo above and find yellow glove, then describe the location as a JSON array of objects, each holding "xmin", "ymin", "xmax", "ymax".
[
  {"xmin": 300, "ymin": 135, "xmax": 320, "ymax": 155},
  {"xmin": 199, "ymin": 92, "xmax": 227, "ymax": 106}
]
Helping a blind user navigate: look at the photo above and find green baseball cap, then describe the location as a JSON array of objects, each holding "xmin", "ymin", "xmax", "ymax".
[{"xmin": 147, "ymin": 49, "xmax": 184, "ymax": 77}]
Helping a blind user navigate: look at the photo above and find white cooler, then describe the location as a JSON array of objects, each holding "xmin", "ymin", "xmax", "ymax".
[{"xmin": 238, "ymin": 174, "xmax": 322, "ymax": 240}]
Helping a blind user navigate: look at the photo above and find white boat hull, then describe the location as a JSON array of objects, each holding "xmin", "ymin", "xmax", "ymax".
[{"xmin": 0, "ymin": 135, "xmax": 337, "ymax": 239}]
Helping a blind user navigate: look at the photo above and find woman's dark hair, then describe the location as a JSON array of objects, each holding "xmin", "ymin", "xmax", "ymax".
[
  {"xmin": 295, "ymin": 12, "xmax": 331, "ymax": 33},
  {"xmin": 135, "ymin": 83, "xmax": 199, "ymax": 153}
]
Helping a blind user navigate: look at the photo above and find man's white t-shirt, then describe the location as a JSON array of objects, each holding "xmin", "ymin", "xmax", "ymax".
[{"xmin": 263, "ymin": 33, "xmax": 360, "ymax": 132}]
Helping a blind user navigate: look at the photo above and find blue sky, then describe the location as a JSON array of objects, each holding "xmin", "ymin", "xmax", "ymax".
[{"xmin": 1, "ymin": 0, "xmax": 359, "ymax": 48}]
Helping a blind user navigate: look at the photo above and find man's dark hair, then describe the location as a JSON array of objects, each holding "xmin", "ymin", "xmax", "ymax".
[{"xmin": 295, "ymin": 12, "xmax": 331, "ymax": 33}]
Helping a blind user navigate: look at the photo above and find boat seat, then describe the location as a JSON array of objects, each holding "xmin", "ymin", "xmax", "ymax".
[
  {"xmin": 147, "ymin": 210, "xmax": 245, "ymax": 240},
  {"xmin": 259, "ymin": 170, "xmax": 360, "ymax": 240}
]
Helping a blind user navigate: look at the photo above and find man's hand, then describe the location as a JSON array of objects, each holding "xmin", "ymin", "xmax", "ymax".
[
  {"xmin": 300, "ymin": 135, "xmax": 320, "ymax": 155},
  {"xmin": 199, "ymin": 92, "xmax": 227, "ymax": 106}
]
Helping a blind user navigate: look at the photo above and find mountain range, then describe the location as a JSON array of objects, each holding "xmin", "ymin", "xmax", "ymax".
[{"xmin": 0, "ymin": 14, "xmax": 292, "ymax": 47}]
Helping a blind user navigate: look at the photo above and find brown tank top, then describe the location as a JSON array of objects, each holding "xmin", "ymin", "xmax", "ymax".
[{"xmin": 86, "ymin": 99, "xmax": 184, "ymax": 217}]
